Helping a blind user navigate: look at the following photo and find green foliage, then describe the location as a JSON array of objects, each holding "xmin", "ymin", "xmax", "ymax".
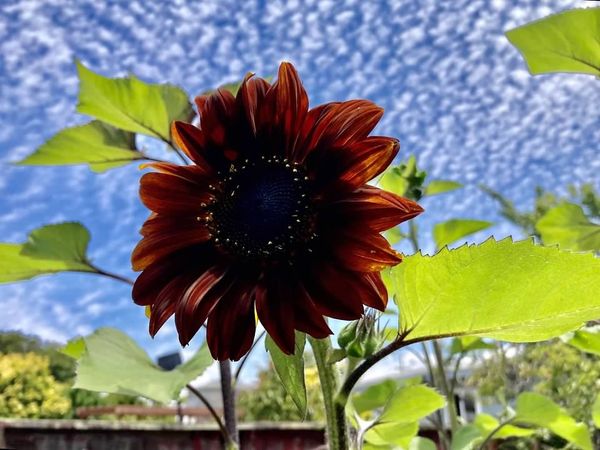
[
  {"xmin": 67, "ymin": 328, "xmax": 212, "ymax": 403},
  {"xmin": 448, "ymin": 337, "xmax": 496, "ymax": 355},
  {"xmin": 433, "ymin": 219, "xmax": 493, "ymax": 249},
  {"xmin": 409, "ymin": 437, "xmax": 438, "ymax": 450},
  {"xmin": 0, "ymin": 222, "xmax": 95, "ymax": 283},
  {"xmin": 76, "ymin": 60, "xmax": 193, "ymax": 143},
  {"xmin": 592, "ymin": 395, "xmax": 600, "ymax": 428},
  {"xmin": 474, "ymin": 413, "xmax": 534, "ymax": 439},
  {"xmin": 567, "ymin": 329, "xmax": 600, "ymax": 357},
  {"xmin": 18, "ymin": 121, "xmax": 143, "ymax": 172},
  {"xmin": 379, "ymin": 155, "xmax": 427, "ymax": 201},
  {"xmin": 425, "ymin": 180, "xmax": 463, "ymax": 196},
  {"xmin": 0, "ymin": 353, "xmax": 71, "ymax": 418},
  {"xmin": 536, "ymin": 203, "xmax": 600, "ymax": 252},
  {"xmin": 238, "ymin": 365, "xmax": 324, "ymax": 422},
  {"xmin": 515, "ymin": 392, "xmax": 592, "ymax": 450},
  {"xmin": 506, "ymin": 8, "xmax": 600, "ymax": 77},
  {"xmin": 389, "ymin": 238, "xmax": 600, "ymax": 343},
  {"xmin": 265, "ymin": 331, "xmax": 307, "ymax": 417}
]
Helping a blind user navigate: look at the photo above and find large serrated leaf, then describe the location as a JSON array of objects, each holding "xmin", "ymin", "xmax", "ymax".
[
  {"xmin": 70, "ymin": 328, "xmax": 213, "ymax": 404},
  {"xmin": 537, "ymin": 203, "xmax": 600, "ymax": 252},
  {"xmin": 433, "ymin": 219, "xmax": 493, "ymax": 248},
  {"xmin": 265, "ymin": 331, "xmax": 307, "ymax": 417},
  {"xmin": 0, "ymin": 222, "xmax": 95, "ymax": 283},
  {"xmin": 76, "ymin": 61, "xmax": 193, "ymax": 142},
  {"xmin": 18, "ymin": 121, "xmax": 142, "ymax": 173},
  {"xmin": 390, "ymin": 238, "xmax": 600, "ymax": 343},
  {"xmin": 515, "ymin": 392, "xmax": 592, "ymax": 450},
  {"xmin": 506, "ymin": 8, "xmax": 600, "ymax": 77}
]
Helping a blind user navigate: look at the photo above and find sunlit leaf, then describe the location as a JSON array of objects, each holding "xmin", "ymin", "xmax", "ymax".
[
  {"xmin": 76, "ymin": 60, "xmax": 193, "ymax": 143},
  {"xmin": 0, "ymin": 222, "xmax": 95, "ymax": 283},
  {"xmin": 425, "ymin": 180, "xmax": 463, "ymax": 196},
  {"xmin": 61, "ymin": 337, "xmax": 86, "ymax": 359},
  {"xmin": 389, "ymin": 238, "xmax": 600, "ymax": 343},
  {"xmin": 364, "ymin": 422, "xmax": 418, "ymax": 449},
  {"xmin": 451, "ymin": 425, "xmax": 482, "ymax": 450},
  {"xmin": 433, "ymin": 219, "xmax": 493, "ymax": 249},
  {"xmin": 536, "ymin": 203, "xmax": 600, "ymax": 252},
  {"xmin": 449, "ymin": 336, "xmax": 496, "ymax": 355},
  {"xmin": 384, "ymin": 227, "xmax": 405, "ymax": 246},
  {"xmin": 474, "ymin": 413, "xmax": 534, "ymax": 439},
  {"xmin": 265, "ymin": 331, "xmax": 307, "ymax": 417},
  {"xmin": 567, "ymin": 329, "xmax": 600, "ymax": 357},
  {"xmin": 409, "ymin": 437, "xmax": 438, "ymax": 450},
  {"xmin": 506, "ymin": 8, "xmax": 600, "ymax": 77},
  {"xmin": 18, "ymin": 121, "xmax": 143, "ymax": 173},
  {"xmin": 592, "ymin": 394, "xmax": 600, "ymax": 428},
  {"xmin": 377, "ymin": 384, "xmax": 446, "ymax": 424},
  {"xmin": 352, "ymin": 379, "xmax": 398, "ymax": 415},
  {"xmin": 379, "ymin": 166, "xmax": 409, "ymax": 197},
  {"xmin": 70, "ymin": 328, "xmax": 213, "ymax": 404},
  {"xmin": 515, "ymin": 392, "xmax": 592, "ymax": 450}
]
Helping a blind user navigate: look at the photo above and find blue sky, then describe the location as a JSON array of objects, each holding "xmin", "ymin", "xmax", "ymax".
[{"xmin": 0, "ymin": 0, "xmax": 598, "ymax": 384}]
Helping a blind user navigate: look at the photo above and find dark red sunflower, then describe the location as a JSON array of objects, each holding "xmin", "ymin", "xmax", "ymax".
[{"xmin": 131, "ymin": 62, "xmax": 423, "ymax": 361}]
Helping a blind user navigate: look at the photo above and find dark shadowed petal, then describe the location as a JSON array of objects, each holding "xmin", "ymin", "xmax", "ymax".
[
  {"xmin": 171, "ymin": 121, "xmax": 214, "ymax": 168},
  {"xmin": 139, "ymin": 172, "xmax": 214, "ymax": 214},
  {"xmin": 303, "ymin": 261, "xmax": 366, "ymax": 320},
  {"xmin": 238, "ymin": 73, "xmax": 270, "ymax": 136},
  {"xmin": 361, "ymin": 272, "xmax": 388, "ymax": 311},
  {"xmin": 140, "ymin": 161, "xmax": 217, "ymax": 187},
  {"xmin": 132, "ymin": 218, "xmax": 211, "ymax": 271},
  {"xmin": 195, "ymin": 88, "xmax": 239, "ymax": 152},
  {"xmin": 326, "ymin": 185, "xmax": 424, "ymax": 232},
  {"xmin": 206, "ymin": 278, "xmax": 257, "ymax": 361},
  {"xmin": 293, "ymin": 102, "xmax": 339, "ymax": 163},
  {"xmin": 292, "ymin": 283, "xmax": 333, "ymax": 338},
  {"xmin": 175, "ymin": 264, "xmax": 231, "ymax": 346},
  {"xmin": 149, "ymin": 273, "xmax": 197, "ymax": 337},
  {"xmin": 329, "ymin": 226, "xmax": 402, "ymax": 272},
  {"xmin": 255, "ymin": 275, "xmax": 296, "ymax": 355}
]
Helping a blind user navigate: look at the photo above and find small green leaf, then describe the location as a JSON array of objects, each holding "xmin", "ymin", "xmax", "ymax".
[
  {"xmin": 474, "ymin": 413, "xmax": 534, "ymax": 439},
  {"xmin": 73, "ymin": 328, "xmax": 213, "ymax": 404},
  {"xmin": 449, "ymin": 337, "xmax": 496, "ymax": 355},
  {"xmin": 567, "ymin": 329, "xmax": 600, "ymax": 357},
  {"xmin": 506, "ymin": 8, "xmax": 600, "ymax": 77},
  {"xmin": 384, "ymin": 227, "xmax": 405, "ymax": 246},
  {"xmin": 379, "ymin": 167, "xmax": 409, "ymax": 197},
  {"xmin": 409, "ymin": 437, "xmax": 438, "ymax": 450},
  {"xmin": 61, "ymin": 337, "xmax": 86, "ymax": 359},
  {"xmin": 364, "ymin": 421, "xmax": 418, "ymax": 448},
  {"xmin": 425, "ymin": 180, "xmax": 463, "ymax": 196},
  {"xmin": 352, "ymin": 379, "xmax": 398, "ymax": 415},
  {"xmin": 378, "ymin": 384, "xmax": 446, "ymax": 424},
  {"xmin": 515, "ymin": 392, "xmax": 592, "ymax": 450},
  {"xmin": 265, "ymin": 331, "xmax": 307, "ymax": 417},
  {"xmin": 0, "ymin": 222, "xmax": 95, "ymax": 283},
  {"xmin": 18, "ymin": 121, "xmax": 142, "ymax": 172},
  {"xmin": 451, "ymin": 425, "xmax": 482, "ymax": 450},
  {"xmin": 592, "ymin": 394, "xmax": 600, "ymax": 428},
  {"xmin": 390, "ymin": 238, "xmax": 600, "ymax": 343},
  {"xmin": 327, "ymin": 348, "xmax": 347, "ymax": 364},
  {"xmin": 536, "ymin": 203, "xmax": 600, "ymax": 252},
  {"xmin": 76, "ymin": 60, "xmax": 193, "ymax": 142},
  {"xmin": 433, "ymin": 219, "xmax": 493, "ymax": 249}
]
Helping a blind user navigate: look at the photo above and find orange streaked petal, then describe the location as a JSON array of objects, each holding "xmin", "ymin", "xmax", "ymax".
[
  {"xmin": 328, "ymin": 185, "xmax": 424, "ymax": 232},
  {"xmin": 195, "ymin": 88, "xmax": 238, "ymax": 149},
  {"xmin": 139, "ymin": 172, "xmax": 214, "ymax": 214},
  {"xmin": 361, "ymin": 272, "xmax": 388, "ymax": 311},
  {"xmin": 132, "ymin": 220, "xmax": 211, "ymax": 271},
  {"xmin": 171, "ymin": 121, "xmax": 213, "ymax": 169},
  {"xmin": 331, "ymin": 228, "xmax": 402, "ymax": 272},
  {"xmin": 141, "ymin": 161, "xmax": 216, "ymax": 186}
]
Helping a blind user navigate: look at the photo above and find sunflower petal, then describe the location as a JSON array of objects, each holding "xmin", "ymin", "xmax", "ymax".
[
  {"xmin": 196, "ymin": 88, "xmax": 238, "ymax": 150},
  {"xmin": 141, "ymin": 161, "xmax": 216, "ymax": 186},
  {"xmin": 139, "ymin": 172, "xmax": 213, "ymax": 214},
  {"xmin": 238, "ymin": 73, "xmax": 270, "ymax": 136},
  {"xmin": 292, "ymin": 284, "xmax": 333, "ymax": 338},
  {"xmin": 171, "ymin": 121, "xmax": 212, "ymax": 168},
  {"xmin": 255, "ymin": 276, "xmax": 296, "ymax": 355},
  {"xmin": 331, "ymin": 228, "xmax": 402, "ymax": 272},
  {"xmin": 328, "ymin": 186, "xmax": 424, "ymax": 232},
  {"xmin": 149, "ymin": 274, "xmax": 196, "ymax": 336}
]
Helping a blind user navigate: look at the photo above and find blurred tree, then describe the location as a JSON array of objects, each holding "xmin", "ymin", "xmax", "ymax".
[
  {"xmin": 238, "ymin": 365, "xmax": 324, "ymax": 422},
  {"xmin": 0, "ymin": 352, "xmax": 71, "ymax": 418}
]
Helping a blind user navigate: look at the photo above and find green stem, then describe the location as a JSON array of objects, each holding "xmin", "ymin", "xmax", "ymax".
[
  {"xmin": 421, "ymin": 343, "xmax": 450, "ymax": 449},
  {"xmin": 309, "ymin": 336, "xmax": 348, "ymax": 450},
  {"xmin": 432, "ymin": 340, "xmax": 460, "ymax": 433},
  {"xmin": 477, "ymin": 418, "xmax": 514, "ymax": 450},
  {"xmin": 219, "ymin": 360, "xmax": 239, "ymax": 447}
]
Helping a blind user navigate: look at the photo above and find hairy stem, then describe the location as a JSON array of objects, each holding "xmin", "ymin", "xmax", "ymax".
[
  {"xmin": 219, "ymin": 360, "xmax": 239, "ymax": 447},
  {"xmin": 309, "ymin": 336, "xmax": 348, "ymax": 450}
]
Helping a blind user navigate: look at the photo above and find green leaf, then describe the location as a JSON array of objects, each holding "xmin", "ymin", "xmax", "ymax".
[
  {"xmin": 474, "ymin": 413, "xmax": 534, "ymax": 439},
  {"xmin": 390, "ymin": 238, "xmax": 600, "ymax": 343},
  {"xmin": 567, "ymin": 330, "xmax": 600, "ymax": 357},
  {"xmin": 433, "ymin": 219, "xmax": 493, "ymax": 249},
  {"xmin": 592, "ymin": 394, "xmax": 600, "ymax": 428},
  {"xmin": 451, "ymin": 425, "xmax": 482, "ymax": 450},
  {"xmin": 449, "ymin": 336, "xmax": 496, "ymax": 355},
  {"xmin": 72, "ymin": 328, "xmax": 213, "ymax": 404},
  {"xmin": 76, "ymin": 60, "xmax": 193, "ymax": 142},
  {"xmin": 379, "ymin": 167, "xmax": 409, "ymax": 197},
  {"xmin": 409, "ymin": 437, "xmax": 438, "ymax": 450},
  {"xmin": 265, "ymin": 331, "xmax": 307, "ymax": 418},
  {"xmin": 378, "ymin": 384, "xmax": 446, "ymax": 424},
  {"xmin": 352, "ymin": 380, "xmax": 398, "ymax": 415},
  {"xmin": 327, "ymin": 348, "xmax": 347, "ymax": 364},
  {"xmin": 384, "ymin": 227, "xmax": 405, "ymax": 246},
  {"xmin": 536, "ymin": 203, "xmax": 600, "ymax": 252},
  {"xmin": 515, "ymin": 392, "xmax": 592, "ymax": 450},
  {"xmin": 506, "ymin": 8, "xmax": 600, "ymax": 77},
  {"xmin": 61, "ymin": 337, "xmax": 86, "ymax": 359},
  {"xmin": 425, "ymin": 180, "xmax": 463, "ymax": 196},
  {"xmin": 18, "ymin": 121, "xmax": 143, "ymax": 173},
  {"xmin": 365, "ymin": 422, "xmax": 418, "ymax": 449},
  {"xmin": 0, "ymin": 222, "xmax": 95, "ymax": 283}
]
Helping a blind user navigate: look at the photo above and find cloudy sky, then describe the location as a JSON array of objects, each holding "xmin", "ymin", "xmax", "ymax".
[{"xmin": 0, "ymin": 0, "xmax": 598, "ymax": 384}]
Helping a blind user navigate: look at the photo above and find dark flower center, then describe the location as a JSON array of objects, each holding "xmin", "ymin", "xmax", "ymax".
[{"xmin": 210, "ymin": 157, "xmax": 316, "ymax": 260}]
